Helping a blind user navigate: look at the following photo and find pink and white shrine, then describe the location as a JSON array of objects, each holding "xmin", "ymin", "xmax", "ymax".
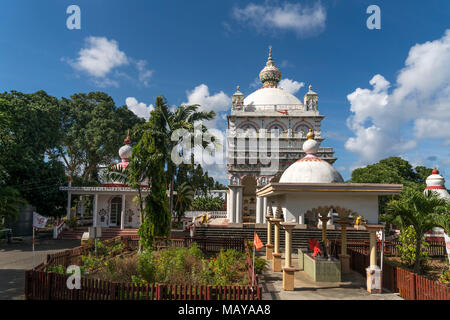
[{"xmin": 60, "ymin": 136, "xmax": 147, "ymax": 229}]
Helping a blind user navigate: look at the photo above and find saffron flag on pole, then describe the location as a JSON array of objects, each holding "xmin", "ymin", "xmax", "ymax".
[
  {"xmin": 253, "ymin": 232, "xmax": 264, "ymax": 251},
  {"xmin": 33, "ymin": 212, "xmax": 48, "ymax": 229}
]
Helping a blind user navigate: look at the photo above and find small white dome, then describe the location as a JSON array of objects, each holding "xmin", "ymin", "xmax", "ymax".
[
  {"xmin": 244, "ymin": 87, "xmax": 302, "ymax": 109},
  {"xmin": 280, "ymin": 137, "xmax": 343, "ymax": 183},
  {"xmin": 279, "ymin": 155, "xmax": 344, "ymax": 183},
  {"xmin": 425, "ymin": 169, "xmax": 450, "ymax": 201},
  {"xmin": 119, "ymin": 144, "xmax": 132, "ymax": 160},
  {"xmin": 303, "ymin": 139, "xmax": 320, "ymax": 154}
]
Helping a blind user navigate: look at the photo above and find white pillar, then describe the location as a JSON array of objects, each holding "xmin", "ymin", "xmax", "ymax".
[
  {"xmin": 228, "ymin": 188, "xmax": 236, "ymax": 223},
  {"xmin": 66, "ymin": 192, "xmax": 72, "ymax": 220},
  {"xmin": 263, "ymin": 197, "xmax": 267, "ymax": 223},
  {"xmin": 93, "ymin": 194, "xmax": 98, "ymax": 227},
  {"xmin": 120, "ymin": 194, "xmax": 126, "ymax": 230},
  {"xmin": 256, "ymin": 197, "xmax": 262, "ymax": 224},
  {"xmin": 235, "ymin": 187, "xmax": 243, "ymax": 224}
]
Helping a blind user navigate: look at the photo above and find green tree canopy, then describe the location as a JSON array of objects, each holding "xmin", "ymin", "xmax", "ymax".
[
  {"xmin": 55, "ymin": 92, "xmax": 145, "ymax": 183},
  {"xmin": 350, "ymin": 157, "xmax": 435, "ymax": 215},
  {"xmin": 0, "ymin": 90, "xmax": 66, "ymax": 217}
]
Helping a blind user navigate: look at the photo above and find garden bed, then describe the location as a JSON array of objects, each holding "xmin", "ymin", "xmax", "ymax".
[
  {"xmin": 385, "ymin": 256, "xmax": 449, "ymax": 286},
  {"xmin": 80, "ymin": 242, "xmax": 266, "ymax": 286}
]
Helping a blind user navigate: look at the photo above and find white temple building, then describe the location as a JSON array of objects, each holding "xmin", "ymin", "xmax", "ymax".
[{"xmin": 226, "ymin": 48, "xmax": 337, "ymax": 225}]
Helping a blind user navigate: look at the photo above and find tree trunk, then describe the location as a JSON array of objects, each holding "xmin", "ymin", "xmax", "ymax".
[{"xmin": 414, "ymin": 236, "xmax": 422, "ymax": 274}]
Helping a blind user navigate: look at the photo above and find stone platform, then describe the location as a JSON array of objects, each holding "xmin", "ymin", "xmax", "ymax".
[{"xmin": 299, "ymin": 249, "xmax": 341, "ymax": 282}]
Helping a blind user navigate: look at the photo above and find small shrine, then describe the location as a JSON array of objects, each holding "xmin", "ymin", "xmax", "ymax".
[
  {"xmin": 257, "ymin": 130, "xmax": 403, "ymax": 292},
  {"xmin": 60, "ymin": 135, "xmax": 148, "ymax": 229}
]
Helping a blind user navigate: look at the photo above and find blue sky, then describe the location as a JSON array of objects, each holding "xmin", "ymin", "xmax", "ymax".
[{"xmin": 1, "ymin": 0, "xmax": 450, "ymax": 184}]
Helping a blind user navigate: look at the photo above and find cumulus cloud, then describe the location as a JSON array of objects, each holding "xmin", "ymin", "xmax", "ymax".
[
  {"xmin": 69, "ymin": 37, "xmax": 129, "ymax": 77},
  {"xmin": 182, "ymin": 84, "xmax": 231, "ymax": 132},
  {"xmin": 232, "ymin": 2, "xmax": 326, "ymax": 37},
  {"xmin": 345, "ymin": 30, "xmax": 450, "ymax": 169},
  {"xmin": 125, "ymin": 97, "xmax": 154, "ymax": 121},
  {"xmin": 184, "ymin": 84, "xmax": 231, "ymax": 113},
  {"xmin": 66, "ymin": 36, "xmax": 153, "ymax": 87},
  {"xmin": 279, "ymin": 78, "xmax": 304, "ymax": 95}
]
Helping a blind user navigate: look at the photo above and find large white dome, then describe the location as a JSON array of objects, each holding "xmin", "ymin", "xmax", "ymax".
[{"xmin": 244, "ymin": 87, "xmax": 302, "ymax": 109}]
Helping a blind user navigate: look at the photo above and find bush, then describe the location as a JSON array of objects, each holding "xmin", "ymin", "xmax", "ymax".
[
  {"xmin": 191, "ymin": 196, "xmax": 224, "ymax": 211},
  {"xmin": 254, "ymin": 256, "xmax": 267, "ymax": 274},
  {"xmin": 136, "ymin": 243, "xmax": 208, "ymax": 285},
  {"xmin": 397, "ymin": 225, "xmax": 429, "ymax": 270},
  {"xmin": 66, "ymin": 216, "xmax": 78, "ymax": 229},
  {"xmin": 208, "ymin": 249, "xmax": 246, "ymax": 285}
]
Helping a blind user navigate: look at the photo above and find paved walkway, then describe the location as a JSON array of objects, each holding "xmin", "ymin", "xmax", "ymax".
[
  {"xmin": 259, "ymin": 253, "xmax": 403, "ymax": 300},
  {"xmin": 0, "ymin": 238, "xmax": 80, "ymax": 300}
]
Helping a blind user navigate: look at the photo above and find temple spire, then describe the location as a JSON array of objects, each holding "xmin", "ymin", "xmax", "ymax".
[{"xmin": 259, "ymin": 46, "xmax": 281, "ymax": 88}]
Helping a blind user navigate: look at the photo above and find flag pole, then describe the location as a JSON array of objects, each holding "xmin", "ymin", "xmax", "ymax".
[{"xmin": 252, "ymin": 244, "xmax": 256, "ymax": 289}]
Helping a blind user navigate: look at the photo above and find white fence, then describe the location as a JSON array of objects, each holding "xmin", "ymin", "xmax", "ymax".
[{"xmin": 184, "ymin": 211, "xmax": 227, "ymax": 219}]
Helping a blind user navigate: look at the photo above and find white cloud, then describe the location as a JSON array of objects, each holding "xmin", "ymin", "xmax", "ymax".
[
  {"xmin": 69, "ymin": 37, "xmax": 129, "ymax": 78},
  {"xmin": 125, "ymin": 97, "xmax": 154, "ymax": 121},
  {"xmin": 279, "ymin": 78, "xmax": 304, "ymax": 95},
  {"xmin": 232, "ymin": 2, "xmax": 326, "ymax": 37},
  {"xmin": 345, "ymin": 30, "xmax": 450, "ymax": 168},
  {"xmin": 184, "ymin": 84, "xmax": 231, "ymax": 114},
  {"xmin": 135, "ymin": 60, "xmax": 153, "ymax": 86},
  {"xmin": 66, "ymin": 36, "xmax": 153, "ymax": 88}
]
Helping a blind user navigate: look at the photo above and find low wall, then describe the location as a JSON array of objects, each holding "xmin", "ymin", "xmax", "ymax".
[{"xmin": 303, "ymin": 253, "xmax": 341, "ymax": 282}]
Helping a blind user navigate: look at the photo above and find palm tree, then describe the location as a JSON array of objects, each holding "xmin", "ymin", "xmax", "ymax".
[
  {"xmin": 386, "ymin": 187, "xmax": 450, "ymax": 273},
  {"xmin": 156, "ymin": 101, "xmax": 216, "ymax": 220},
  {"xmin": 434, "ymin": 212, "xmax": 450, "ymax": 235},
  {"xmin": 174, "ymin": 182, "xmax": 194, "ymax": 224}
]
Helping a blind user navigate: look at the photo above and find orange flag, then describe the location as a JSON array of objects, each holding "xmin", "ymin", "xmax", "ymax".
[{"xmin": 253, "ymin": 232, "xmax": 264, "ymax": 251}]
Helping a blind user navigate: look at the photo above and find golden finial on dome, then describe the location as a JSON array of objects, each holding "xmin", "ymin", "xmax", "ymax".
[
  {"xmin": 237, "ymin": 85, "xmax": 240, "ymax": 91},
  {"xmin": 306, "ymin": 128, "xmax": 315, "ymax": 140}
]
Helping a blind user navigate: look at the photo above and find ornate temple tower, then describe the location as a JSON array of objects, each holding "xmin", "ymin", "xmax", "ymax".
[{"xmin": 226, "ymin": 48, "xmax": 337, "ymax": 225}]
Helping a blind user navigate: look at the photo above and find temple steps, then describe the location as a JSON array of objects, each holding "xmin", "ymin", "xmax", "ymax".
[{"xmin": 194, "ymin": 226, "xmax": 370, "ymax": 250}]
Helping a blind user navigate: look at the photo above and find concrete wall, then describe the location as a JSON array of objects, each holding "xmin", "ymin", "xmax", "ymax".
[{"xmin": 279, "ymin": 193, "xmax": 379, "ymax": 224}]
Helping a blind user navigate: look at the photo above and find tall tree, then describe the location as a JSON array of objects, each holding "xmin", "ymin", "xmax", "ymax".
[
  {"xmin": 154, "ymin": 102, "xmax": 215, "ymax": 217},
  {"xmin": 131, "ymin": 97, "xmax": 171, "ymax": 249},
  {"xmin": 0, "ymin": 91, "xmax": 66, "ymax": 217},
  {"xmin": 55, "ymin": 92, "xmax": 144, "ymax": 182}
]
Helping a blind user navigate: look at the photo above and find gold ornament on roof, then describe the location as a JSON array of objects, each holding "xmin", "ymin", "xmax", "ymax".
[{"xmin": 306, "ymin": 129, "xmax": 315, "ymax": 140}]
